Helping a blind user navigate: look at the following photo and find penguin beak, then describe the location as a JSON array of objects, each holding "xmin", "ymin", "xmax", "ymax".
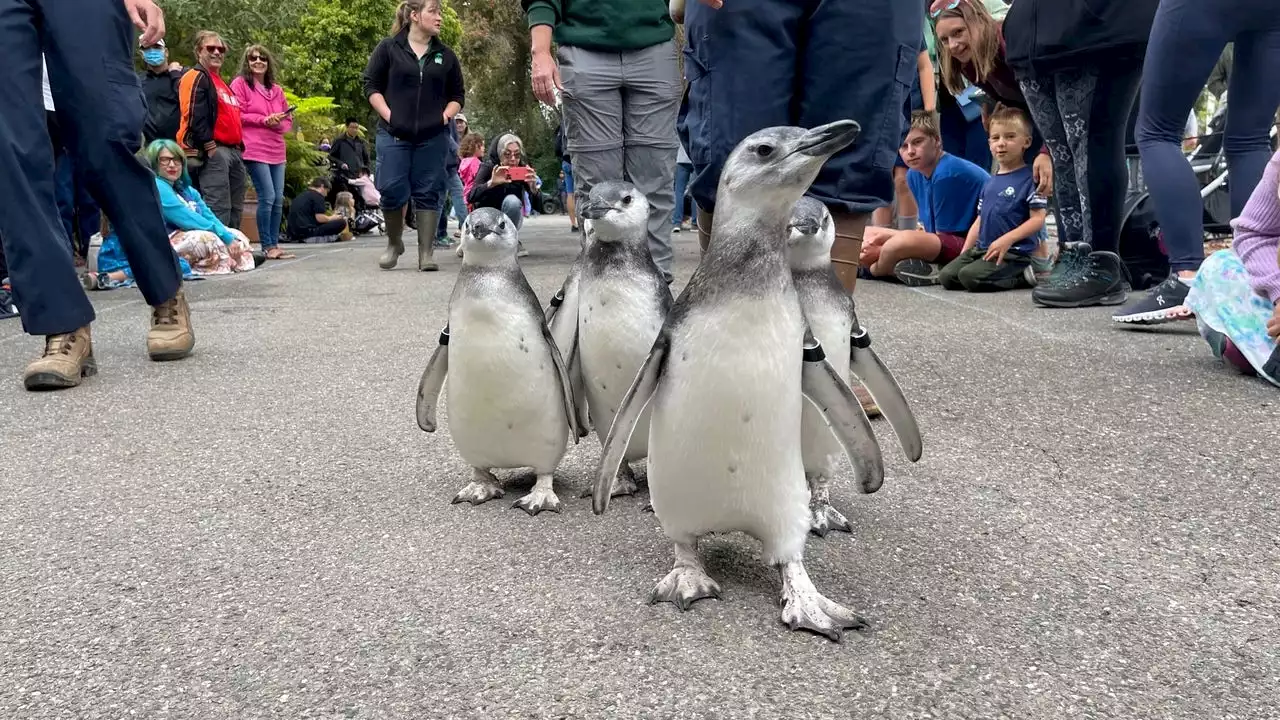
[
  {"xmin": 793, "ymin": 120, "xmax": 861, "ymax": 158},
  {"xmin": 470, "ymin": 223, "xmax": 495, "ymax": 240},
  {"xmin": 578, "ymin": 199, "xmax": 611, "ymax": 220},
  {"xmin": 788, "ymin": 217, "xmax": 820, "ymax": 236}
]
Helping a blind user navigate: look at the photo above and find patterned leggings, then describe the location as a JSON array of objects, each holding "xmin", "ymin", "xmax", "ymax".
[{"xmin": 1019, "ymin": 64, "xmax": 1142, "ymax": 255}]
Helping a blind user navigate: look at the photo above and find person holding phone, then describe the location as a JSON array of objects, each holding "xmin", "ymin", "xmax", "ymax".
[
  {"xmin": 231, "ymin": 44, "xmax": 294, "ymax": 258},
  {"xmin": 362, "ymin": 0, "xmax": 465, "ymax": 272},
  {"xmin": 467, "ymin": 133, "xmax": 539, "ymax": 257}
]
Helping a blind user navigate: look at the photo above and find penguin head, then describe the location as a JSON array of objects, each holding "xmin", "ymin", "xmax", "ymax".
[
  {"xmin": 718, "ymin": 121, "xmax": 861, "ymax": 214},
  {"xmin": 461, "ymin": 207, "xmax": 520, "ymax": 261},
  {"xmin": 577, "ymin": 181, "xmax": 649, "ymax": 243},
  {"xmin": 786, "ymin": 196, "xmax": 834, "ymax": 266}
]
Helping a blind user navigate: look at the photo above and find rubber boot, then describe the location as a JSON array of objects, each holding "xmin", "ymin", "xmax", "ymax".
[
  {"xmin": 379, "ymin": 207, "xmax": 406, "ymax": 269},
  {"xmin": 696, "ymin": 206, "xmax": 712, "ymax": 256},
  {"xmin": 417, "ymin": 209, "xmax": 440, "ymax": 271},
  {"xmin": 829, "ymin": 210, "xmax": 867, "ymax": 295}
]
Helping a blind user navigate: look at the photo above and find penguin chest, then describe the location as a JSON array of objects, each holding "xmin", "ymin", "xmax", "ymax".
[
  {"xmin": 578, "ymin": 277, "xmax": 663, "ymax": 458},
  {"xmin": 799, "ymin": 300, "xmax": 853, "ymax": 475},
  {"xmin": 445, "ymin": 295, "xmax": 568, "ymax": 469},
  {"xmin": 647, "ymin": 298, "xmax": 810, "ymax": 540}
]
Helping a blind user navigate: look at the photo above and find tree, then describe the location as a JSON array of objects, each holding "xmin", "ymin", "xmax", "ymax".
[
  {"xmin": 279, "ymin": 0, "xmax": 463, "ymax": 124},
  {"xmin": 160, "ymin": 0, "xmax": 307, "ymax": 64}
]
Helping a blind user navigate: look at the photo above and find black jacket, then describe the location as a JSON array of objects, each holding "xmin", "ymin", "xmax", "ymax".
[
  {"xmin": 140, "ymin": 67, "xmax": 183, "ymax": 144},
  {"xmin": 329, "ymin": 135, "xmax": 370, "ymax": 176},
  {"xmin": 468, "ymin": 160, "xmax": 539, "ymax": 210},
  {"xmin": 1003, "ymin": 0, "xmax": 1161, "ymax": 73},
  {"xmin": 362, "ymin": 30, "xmax": 465, "ymax": 143}
]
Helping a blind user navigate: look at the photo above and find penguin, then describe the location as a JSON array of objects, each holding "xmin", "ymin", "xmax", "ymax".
[
  {"xmin": 787, "ymin": 197, "xmax": 924, "ymax": 537},
  {"xmin": 546, "ymin": 249, "xmax": 592, "ymax": 437},
  {"xmin": 416, "ymin": 208, "xmax": 581, "ymax": 516},
  {"xmin": 592, "ymin": 120, "xmax": 882, "ymax": 641},
  {"xmin": 558, "ymin": 181, "xmax": 674, "ymax": 498}
]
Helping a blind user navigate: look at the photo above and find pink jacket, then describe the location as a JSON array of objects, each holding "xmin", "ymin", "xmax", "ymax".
[
  {"xmin": 459, "ymin": 156, "xmax": 481, "ymax": 200},
  {"xmin": 229, "ymin": 76, "xmax": 292, "ymax": 165}
]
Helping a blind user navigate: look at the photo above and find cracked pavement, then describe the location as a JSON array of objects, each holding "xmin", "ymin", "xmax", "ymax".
[{"xmin": 1, "ymin": 216, "xmax": 1276, "ymax": 719}]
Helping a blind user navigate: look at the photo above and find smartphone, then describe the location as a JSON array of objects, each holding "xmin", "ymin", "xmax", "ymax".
[
  {"xmin": 284, "ymin": 104, "xmax": 298, "ymax": 115},
  {"xmin": 506, "ymin": 166, "xmax": 530, "ymax": 182}
]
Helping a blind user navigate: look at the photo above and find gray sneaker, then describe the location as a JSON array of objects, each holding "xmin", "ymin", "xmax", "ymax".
[{"xmin": 892, "ymin": 258, "xmax": 939, "ymax": 286}]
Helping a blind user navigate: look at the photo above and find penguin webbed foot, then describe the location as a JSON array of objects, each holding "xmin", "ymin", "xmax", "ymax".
[
  {"xmin": 650, "ymin": 542, "xmax": 722, "ymax": 611},
  {"xmin": 451, "ymin": 472, "xmax": 505, "ymax": 506},
  {"xmin": 513, "ymin": 474, "xmax": 562, "ymax": 516},
  {"xmin": 778, "ymin": 561, "xmax": 867, "ymax": 642},
  {"xmin": 579, "ymin": 463, "xmax": 639, "ymax": 499},
  {"xmin": 640, "ymin": 502, "xmax": 654, "ymax": 513},
  {"xmin": 808, "ymin": 503, "xmax": 852, "ymax": 537}
]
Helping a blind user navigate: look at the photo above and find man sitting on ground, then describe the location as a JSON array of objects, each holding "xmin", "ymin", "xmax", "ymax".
[
  {"xmin": 860, "ymin": 111, "xmax": 988, "ymax": 286},
  {"xmin": 286, "ymin": 177, "xmax": 351, "ymax": 244}
]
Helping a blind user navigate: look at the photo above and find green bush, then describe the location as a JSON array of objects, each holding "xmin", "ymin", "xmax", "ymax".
[{"xmin": 282, "ymin": 90, "xmax": 340, "ymax": 199}]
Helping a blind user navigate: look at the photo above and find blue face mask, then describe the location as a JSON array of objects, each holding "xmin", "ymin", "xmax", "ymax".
[{"xmin": 142, "ymin": 49, "xmax": 166, "ymax": 66}]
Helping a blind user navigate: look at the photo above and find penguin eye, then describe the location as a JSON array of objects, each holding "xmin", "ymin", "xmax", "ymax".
[
  {"xmin": 622, "ymin": 195, "xmax": 633, "ymax": 205},
  {"xmin": 755, "ymin": 144, "xmax": 774, "ymax": 158}
]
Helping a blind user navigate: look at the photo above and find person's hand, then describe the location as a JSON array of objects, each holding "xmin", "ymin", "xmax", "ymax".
[
  {"xmin": 167, "ymin": 61, "xmax": 182, "ymax": 72},
  {"xmin": 983, "ymin": 236, "xmax": 1015, "ymax": 264},
  {"xmin": 443, "ymin": 111, "xmax": 453, "ymax": 125},
  {"xmin": 341, "ymin": 163, "xmax": 349, "ymax": 171},
  {"xmin": 863, "ymin": 226, "xmax": 895, "ymax": 247},
  {"xmin": 265, "ymin": 114, "xmax": 280, "ymax": 127},
  {"xmin": 124, "ymin": 0, "xmax": 165, "ymax": 46},
  {"xmin": 379, "ymin": 108, "xmax": 392, "ymax": 124},
  {"xmin": 1032, "ymin": 153, "xmax": 1054, "ymax": 197},
  {"xmin": 1268, "ymin": 302, "xmax": 1280, "ymax": 339},
  {"xmin": 490, "ymin": 166, "xmax": 510, "ymax": 186},
  {"xmin": 531, "ymin": 49, "xmax": 562, "ymax": 106}
]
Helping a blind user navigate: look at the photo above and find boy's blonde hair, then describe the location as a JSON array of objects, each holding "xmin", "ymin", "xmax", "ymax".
[
  {"xmin": 335, "ymin": 191, "xmax": 355, "ymax": 214},
  {"xmin": 908, "ymin": 110, "xmax": 941, "ymax": 141},
  {"xmin": 988, "ymin": 104, "xmax": 1032, "ymax": 137}
]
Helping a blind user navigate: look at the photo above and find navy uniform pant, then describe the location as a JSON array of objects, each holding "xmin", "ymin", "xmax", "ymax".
[
  {"xmin": 678, "ymin": 0, "xmax": 925, "ymax": 215},
  {"xmin": 0, "ymin": 0, "xmax": 180, "ymax": 336}
]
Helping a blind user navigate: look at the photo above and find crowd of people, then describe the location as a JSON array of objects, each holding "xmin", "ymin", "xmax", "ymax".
[{"xmin": 1, "ymin": 0, "xmax": 1278, "ymax": 392}]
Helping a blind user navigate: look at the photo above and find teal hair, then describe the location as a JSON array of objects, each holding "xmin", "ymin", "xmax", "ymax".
[{"xmin": 144, "ymin": 139, "xmax": 192, "ymax": 192}]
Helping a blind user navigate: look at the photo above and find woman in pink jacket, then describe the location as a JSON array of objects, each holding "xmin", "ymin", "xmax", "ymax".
[{"xmin": 231, "ymin": 45, "xmax": 295, "ymax": 259}]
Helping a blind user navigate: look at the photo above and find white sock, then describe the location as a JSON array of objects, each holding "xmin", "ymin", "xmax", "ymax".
[{"xmin": 1177, "ymin": 274, "xmax": 1195, "ymax": 287}]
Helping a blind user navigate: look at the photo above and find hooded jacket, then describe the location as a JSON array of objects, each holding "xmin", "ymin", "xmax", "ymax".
[
  {"xmin": 1003, "ymin": 0, "xmax": 1161, "ymax": 73},
  {"xmin": 362, "ymin": 29, "xmax": 465, "ymax": 144}
]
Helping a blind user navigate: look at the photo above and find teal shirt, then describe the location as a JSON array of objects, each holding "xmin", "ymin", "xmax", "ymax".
[{"xmin": 523, "ymin": 0, "xmax": 673, "ymax": 52}]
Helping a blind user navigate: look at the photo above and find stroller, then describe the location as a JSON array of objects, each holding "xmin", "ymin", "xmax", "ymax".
[{"xmin": 328, "ymin": 159, "xmax": 384, "ymax": 235}]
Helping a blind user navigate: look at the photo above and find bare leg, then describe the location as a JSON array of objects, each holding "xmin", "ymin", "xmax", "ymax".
[
  {"xmin": 868, "ymin": 230, "xmax": 943, "ymax": 277},
  {"xmin": 893, "ymin": 166, "xmax": 918, "ymax": 225},
  {"xmin": 806, "ymin": 472, "xmax": 852, "ymax": 537},
  {"xmin": 566, "ymin": 192, "xmax": 577, "ymax": 230},
  {"xmin": 651, "ymin": 538, "xmax": 722, "ymax": 611},
  {"xmin": 778, "ymin": 561, "xmax": 867, "ymax": 641},
  {"xmin": 452, "ymin": 467, "xmax": 504, "ymax": 505},
  {"xmin": 513, "ymin": 473, "xmax": 562, "ymax": 516}
]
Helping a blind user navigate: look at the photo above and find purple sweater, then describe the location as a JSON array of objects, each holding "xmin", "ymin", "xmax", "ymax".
[{"xmin": 1232, "ymin": 149, "xmax": 1280, "ymax": 305}]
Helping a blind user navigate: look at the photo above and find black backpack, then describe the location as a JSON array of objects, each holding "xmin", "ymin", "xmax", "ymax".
[{"xmin": 1118, "ymin": 194, "xmax": 1170, "ymax": 291}]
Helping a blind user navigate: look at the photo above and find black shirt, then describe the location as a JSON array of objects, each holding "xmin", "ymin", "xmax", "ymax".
[
  {"xmin": 362, "ymin": 30, "xmax": 465, "ymax": 143},
  {"xmin": 288, "ymin": 189, "xmax": 327, "ymax": 237},
  {"xmin": 140, "ymin": 67, "xmax": 183, "ymax": 143}
]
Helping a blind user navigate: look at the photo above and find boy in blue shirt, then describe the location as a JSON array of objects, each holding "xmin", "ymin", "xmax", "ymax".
[
  {"xmin": 861, "ymin": 111, "xmax": 989, "ymax": 285},
  {"xmin": 938, "ymin": 105, "xmax": 1048, "ymax": 292}
]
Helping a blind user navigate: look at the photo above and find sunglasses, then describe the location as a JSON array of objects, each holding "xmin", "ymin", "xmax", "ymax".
[
  {"xmin": 203, "ymin": 45, "xmax": 226, "ymax": 55},
  {"xmin": 930, "ymin": 0, "xmax": 961, "ymax": 18},
  {"xmin": 248, "ymin": 55, "xmax": 267, "ymax": 63}
]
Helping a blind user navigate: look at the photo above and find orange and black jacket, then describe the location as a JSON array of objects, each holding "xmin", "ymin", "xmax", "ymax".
[{"xmin": 176, "ymin": 64, "xmax": 229, "ymax": 159}]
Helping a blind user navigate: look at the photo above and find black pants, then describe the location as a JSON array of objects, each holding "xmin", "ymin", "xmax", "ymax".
[
  {"xmin": 1018, "ymin": 60, "xmax": 1143, "ymax": 255},
  {"xmin": 289, "ymin": 218, "xmax": 347, "ymax": 242}
]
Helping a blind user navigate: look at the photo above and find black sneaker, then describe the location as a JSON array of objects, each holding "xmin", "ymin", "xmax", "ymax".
[
  {"xmin": 1111, "ymin": 274, "xmax": 1194, "ymax": 325},
  {"xmin": 1036, "ymin": 241, "xmax": 1092, "ymax": 291},
  {"xmin": 1032, "ymin": 250, "xmax": 1130, "ymax": 308},
  {"xmin": 892, "ymin": 258, "xmax": 939, "ymax": 286}
]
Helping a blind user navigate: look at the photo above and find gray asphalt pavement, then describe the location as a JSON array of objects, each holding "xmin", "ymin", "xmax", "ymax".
[{"xmin": 1, "ymin": 215, "xmax": 1276, "ymax": 719}]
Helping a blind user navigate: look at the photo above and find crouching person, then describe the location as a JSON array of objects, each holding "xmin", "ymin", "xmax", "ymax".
[
  {"xmin": 939, "ymin": 106, "xmax": 1047, "ymax": 292},
  {"xmin": 287, "ymin": 177, "xmax": 352, "ymax": 244}
]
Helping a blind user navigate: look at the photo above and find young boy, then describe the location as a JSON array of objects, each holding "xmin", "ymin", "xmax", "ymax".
[
  {"xmin": 860, "ymin": 110, "xmax": 989, "ymax": 285},
  {"xmin": 938, "ymin": 106, "xmax": 1048, "ymax": 293}
]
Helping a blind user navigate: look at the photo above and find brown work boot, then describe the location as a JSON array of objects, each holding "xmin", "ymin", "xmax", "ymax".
[
  {"xmin": 830, "ymin": 210, "xmax": 868, "ymax": 294},
  {"xmin": 696, "ymin": 206, "xmax": 713, "ymax": 255},
  {"xmin": 23, "ymin": 325, "xmax": 97, "ymax": 391},
  {"xmin": 147, "ymin": 289, "xmax": 195, "ymax": 361}
]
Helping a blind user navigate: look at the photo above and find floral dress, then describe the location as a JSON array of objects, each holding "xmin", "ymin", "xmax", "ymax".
[{"xmin": 1186, "ymin": 249, "xmax": 1279, "ymax": 387}]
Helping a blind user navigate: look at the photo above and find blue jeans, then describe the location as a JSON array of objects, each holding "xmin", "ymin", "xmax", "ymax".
[
  {"xmin": 1136, "ymin": 0, "xmax": 1280, "ymax": 272},
  {"xmin": 500, "ymin": 194, "xmax": 525, "ymax": 231},
  {"xmin": 244, "ymin": 160, "xmax": 285, "ymax": 249},
  {"xmin": 435, "ymin": 169, "xmax": 467, "ymax": 238},
  {"xmin": 679, "ymin": 0, "xmax": 924, "ymax": 214},
  {"xmin": 0, "ymin": 0, "xmax": 179, "ymax": 335},
  {"xmin": 672, "ymin": 162, "xmax": 692, "ymax": 225},
  {"xmin": 374, "ymin": 128, "xmax": 449, "ymax": 212}
]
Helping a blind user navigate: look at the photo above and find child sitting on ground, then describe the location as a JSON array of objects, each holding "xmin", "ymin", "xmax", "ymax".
[
  {"xmin": 938, "ymin": 105, "xmax": 1048, "ymax": 293},
  {"xmin": 334, "ymin": 191, "xmax": 357, "ymax": 222},
  {"xmin": 1186, "ymin": 148, "xmax": 1280, "ymax": 386}
]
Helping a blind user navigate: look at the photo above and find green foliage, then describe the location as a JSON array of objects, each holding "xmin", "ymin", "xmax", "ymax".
[
  {"xmin": 281, "ymin": 91, "xmax": 340, "ymax": 198},
  {"xmin": 159, "ymin": 0, "xmax": 306, "ymax": 65}
]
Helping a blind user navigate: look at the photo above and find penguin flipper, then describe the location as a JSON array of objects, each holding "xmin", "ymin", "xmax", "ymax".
[
  {"xmin": 546, "ymin": 255, "xmax": 581, "ymax": 342},
  {"xmin": 415, "ymin": 325, "xmax": 451, "ymax": 433},
  {"xmin": 800, "ymin": 330, "xmax": 884, "ymax": 494},
  {"xmin": 593, "ymin": 332, "xmax": 668, "ymax": 515},
  {"xmin": 541, "ymin": 319, "xmax": 582, "ymax": 444},
  {"xmin": 849, "ymin": 328, "xmax": 923, "ymax": 463},
  {"xmin": 566, "ymin": 330, "xmax": 591, "ymax": 437}
]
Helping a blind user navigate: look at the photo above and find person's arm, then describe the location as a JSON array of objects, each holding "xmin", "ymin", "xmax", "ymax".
[
  {"xmin": 443, "ymin": 52, "xmax": 465, "ymax": 122},
  {"xmin": 328, "ymin": 139, "xmax": 344, "ymax": 165},
  {"xmin": 525, "ymin": 1, "xmax": 562, "ymax": 105},
  {"xmin": 962, "ymin": 205, "xmax": 981, "ymax": 252},
  {"xmin": 363, "ymin": 42, "xmax": 392, "ymax": 123},
  {"xmin": 1233, "ymin": 152, "xmax": 1280, "ymax": 306},
  {"xmin": 917, "ymin": 50, "xmax": 936, "ymax": 114},
  {"xmin": 231, "ymin": 77, "xmax": 267, "ymax": 127},
  {"xmin": 984, "ymin": 191, "xmax": 1049, "ymax": 263},
  {"xmin": 178, "ymin": 70, "xmax": 215, "ymax": 158},
  {"xmin": 191, "ymin": 190, "xmax": 237, "ymax": 243}
]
